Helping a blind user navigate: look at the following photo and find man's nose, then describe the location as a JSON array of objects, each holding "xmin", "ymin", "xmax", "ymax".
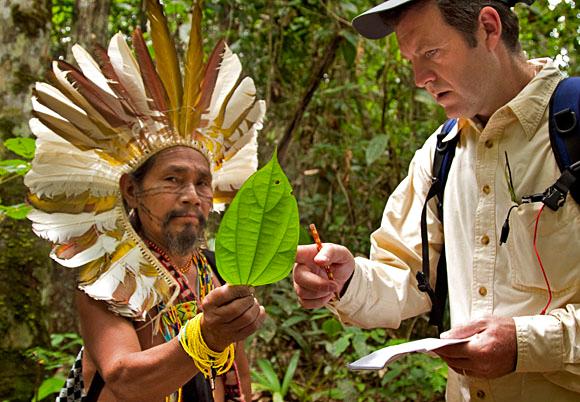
[
  {"xmin": 413, "ymin": 61, "xmax": 435, "ymax": 88},
  {"xmin": 179, "ymin": 183, "xmax": 202, "ymax": 205}
]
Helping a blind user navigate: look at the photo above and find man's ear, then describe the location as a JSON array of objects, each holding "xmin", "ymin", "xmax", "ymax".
[
  {"xmin": 120, "ymin": 174, "xmax": 139, "ymax": 209},
  {"xmin": 478, "ymin": 6, "xmax": 502, "ymax": 51}
]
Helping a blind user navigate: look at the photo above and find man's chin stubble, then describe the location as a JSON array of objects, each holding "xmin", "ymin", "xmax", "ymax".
[{"xmin": 164, "ymin": 222, "xmax": 207, "ymax": 257}]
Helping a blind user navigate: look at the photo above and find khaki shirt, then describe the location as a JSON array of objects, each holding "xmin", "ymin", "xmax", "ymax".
[{"xmin": 329, "ymin": 59, "xmax": 580, "ymax": 401}]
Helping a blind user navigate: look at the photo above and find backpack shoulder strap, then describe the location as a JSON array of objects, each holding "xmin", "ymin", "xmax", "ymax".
[
  {"xmin": 547, "ymin": 76, "xmax": 580, "ymax": 209},
  {"xmin": 417, "ymin": 118, "xmax": 459, "ymax": 335}
]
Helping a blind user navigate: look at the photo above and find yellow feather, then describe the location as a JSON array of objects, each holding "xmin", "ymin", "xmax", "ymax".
[
  {"xmin": 27, "ymin": 192, "xmax": 117, "ymax": 214},
  {"xmin": 147, "ymin": 0, "xmax": 183, "ymax": 130},
  {"xmin": 180, "ymin": 0, "xmax": 205, "ymax": 138}
]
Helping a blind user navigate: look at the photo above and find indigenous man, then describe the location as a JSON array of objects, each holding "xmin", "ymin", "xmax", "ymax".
[
  {"xmin": 293, "ymin": 1, "xmax": 580, "ymax": 401},
  {"xmin": 25, "ymin": 1, "xmax": 266, "ymax": 401}
]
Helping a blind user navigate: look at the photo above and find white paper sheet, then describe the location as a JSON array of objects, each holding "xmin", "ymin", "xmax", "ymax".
[{"xmin": 348, "ymin": 337, "xmax": 470, "ymax": 371}]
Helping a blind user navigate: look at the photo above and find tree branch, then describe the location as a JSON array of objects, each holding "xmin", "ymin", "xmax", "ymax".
[{"xmin": 277, "ymin": 33, "xmax": 344, "ymax": 163}]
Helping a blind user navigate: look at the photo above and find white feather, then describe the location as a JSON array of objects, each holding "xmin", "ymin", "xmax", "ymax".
[
  {"xmin": 72, "ymin": 44, "xmax": 117, "ymax": 97},
  {"xmin": 37, "ymin": 82, "xmax": 113, "ymax": 142},
  {"xmin": 108, "ymin": 33, "xmax": 150, "ymax": 116},
  {"xmin": 29, "ymin": 208, "xmax": 119, "ymax": 243},
  {"xmin": 32, "ymin": 94, "xmax": 68, "ymax": 121},
  {"xmin": 49, "ymin": 235, "xmax": 119, "ymax": 268},
  {"xmin": 205, "ymin": 44, "xmax": 242, "ymax": 123},
  {"xmin": 223, "ymin": 100, "xmax": 265, "ymax": 159},
  {"xmin": 26, "ymin": 159, "xmax": 118, "ymax": 200},
  {"xmin": 52, "ymin": 61, "xmax": 115, "ymax": 131},
  {"xmin": 28, "ymin": 118, "xmax": 67, "ymax": 144},
  {"xmin": 220, "ymin": 76, "xmax": 256, "ymax": 132},
  {"xmin": 80, "ymin": 247, "xmax": 160, "ymax": 319},
  {"xmin": 214, "ymin": 133, "xmax": 258, "ymax": 191}
]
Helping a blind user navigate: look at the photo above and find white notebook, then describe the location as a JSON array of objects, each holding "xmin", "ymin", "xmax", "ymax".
[{"xmin": 348, "ymin": 337, "xmax": 470, "ymax": 370}]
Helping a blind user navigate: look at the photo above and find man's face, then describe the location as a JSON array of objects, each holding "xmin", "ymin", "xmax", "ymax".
[
  {"xmin": 126, "ymin": 146, "xmax": 213, "ymax": 257},
  {"xmin": 395, "ymin": 2, "xmax": 496, "ymax": 119}
]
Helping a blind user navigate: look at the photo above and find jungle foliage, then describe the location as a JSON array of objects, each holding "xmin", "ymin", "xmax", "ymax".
[{"xmin": 2, "ymin": 0, "xmax": 579, "ymax": 401}]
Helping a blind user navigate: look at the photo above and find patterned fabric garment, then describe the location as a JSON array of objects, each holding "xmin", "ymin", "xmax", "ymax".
[{"xmin": 56, "ymin": 349, "xmax": 86, "ymax": 402}]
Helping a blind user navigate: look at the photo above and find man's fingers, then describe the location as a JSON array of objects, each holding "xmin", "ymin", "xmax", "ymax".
[
  {"xmin": 296, "ymin": 243, "xmax": 353, "ymax": 268},
  {"xmin": 295, "ymin": 244, "xmax": 321, "ymax": 265},
  {"xmin": 202, "ymin": 284, "xmax": 254, "ymax": 309},
  {"xmin": 435, "ymin": 342, "xmax": 471, "ymax": 359},
  {"xmin": 201, "ymin": 289, "xmax": 265, "ymax": 350},
  {"xmin": 234, "ymin": 305, "xmax": 266, "ymax": 339},
  {"xmin": 437, "ymin": 316, "xmax": 517, "ymax": 379},
  {"xmin": 293, "ymin": 264, "xmax": 338, "ymax": 293},
  {"xmin": 441, "ymin": 317, "xmax": 487, "ymax": 339}
]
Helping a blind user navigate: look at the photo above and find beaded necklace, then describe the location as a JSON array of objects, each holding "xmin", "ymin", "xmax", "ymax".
[
  {"xmin": 155, "ymin": 252, "xmax": 215, "ymax": 344},
  {"xmin": 146, "ymin": 239, "xmax": 194, "ymax": 274},
  {"xmin": 145, "ymin": 241, "xmax": 217, "ymax": 402}
]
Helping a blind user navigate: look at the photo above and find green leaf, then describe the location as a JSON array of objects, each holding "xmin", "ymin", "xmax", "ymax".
[
  {"xmin": 340, "ymin": 36, "xmax": 357, "ymax": 68},
  {"xmin": 332, "ymin": 336, "xmax": 351, "ymax": 356},
  {"xmin": 340, "ymin": 3, "xmax": 359, "ymax": 15},
  {"xmin": 33, "ymin": 377, "xmax": 66, "ymax": 401},
  {"xmin": 280, "ymin": 326, "xmax": 311, "ymax": 355},
  {"xmin": 4, "ymin": 137, "xmax": 36, "ymax": 159},
  {"xmin": 298, "ymin": 225, "xmax": 312, "ymax": 245},
  {"xmin": 0, "ymin": 159, "xmax": 31, "ymax": 177},
  {"xmin": 215, "ymin": 149, "xmax": 300, "ymax": 286},
  {"xmin": 321, "ymin": 317, "xmax": 342, "ymax": 338},
  {"xmin": 365, "ymin": 135, "xmax": 389, "ymax": 165},
  {"xmin": 0, "ymin": 204, "xmax": 32, "ymax": 220},
  {"xmin": 256, "ymin": 359, "xmax": 281, "ymax": 392},
  {"xmin": 281, "ymin": 351, "xmax": 300, "ymax": 396}
]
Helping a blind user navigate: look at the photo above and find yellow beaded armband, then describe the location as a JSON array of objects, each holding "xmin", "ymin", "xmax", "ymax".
[{"xmin": 178, "ymin": 313, "xmax": 235, "ymax": 381}]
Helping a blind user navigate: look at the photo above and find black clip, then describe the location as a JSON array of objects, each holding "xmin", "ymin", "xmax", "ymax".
[
  {"xmin": 542, "ymin": 186, "xmax": 567, "ymax": 211},
  {"xmin": 416, "ymin": 271, "xmax": 430, "ymax": 293},
  {"xmin": 541, "ymin": 163, "xmax": 580, "ymax": 211}
]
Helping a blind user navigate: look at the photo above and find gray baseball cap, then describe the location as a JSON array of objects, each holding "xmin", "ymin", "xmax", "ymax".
[
  {"xmin": 351, "ymin": 0, "xmax": 417, "ymax": 40},
  {"xmin": 351, "ymin": 0, "xmax": 535, "ymax": 40}
]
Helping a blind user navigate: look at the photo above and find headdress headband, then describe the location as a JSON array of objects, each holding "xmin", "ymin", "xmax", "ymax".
[{"xmin": 24, "ymin": 0, "xmax": 266, "ymax": 319}]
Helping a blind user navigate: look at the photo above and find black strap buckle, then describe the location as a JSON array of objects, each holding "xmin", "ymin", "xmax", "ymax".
[
  {"xmin": 541, "ymin": 162, "xmax": 580, "ymax": 211},
  {"xmin": 542, "ymin": 186, "xmax": 567, "ymax": 211}
]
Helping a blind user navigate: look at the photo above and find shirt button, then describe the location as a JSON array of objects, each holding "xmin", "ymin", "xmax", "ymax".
[
  {"xmin": 482, "ymin": 185, "xmax": 490, "ymax": 194},
  {"xmin": 479, "ymin": 287, "xmax": 487, "ymax": 296},
  {"xmin": 485, "ymin": 140, "xmax": 493, "ymax": 148},
  {"xmin": 481, "ymin": 236, "xmax": 490, "ymax": 245},
  {"xmin": 476, "ymin": 389, "xmax": 486, "ymax": 399}
]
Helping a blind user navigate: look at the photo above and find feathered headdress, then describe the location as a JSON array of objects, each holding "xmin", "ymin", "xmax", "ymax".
[{"xmin": 24, "ymin": 0, "xmax": 266, "ymax": 319}]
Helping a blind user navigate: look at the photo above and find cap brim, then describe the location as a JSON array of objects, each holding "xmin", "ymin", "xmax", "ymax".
[{"xmin": 352, "ymin": 0, "xmax": 416, "ymax": 39}]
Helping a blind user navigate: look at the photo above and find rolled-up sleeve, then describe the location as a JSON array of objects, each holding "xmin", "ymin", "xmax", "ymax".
[
  {"xmin": 327, "ymin": 132, "xmax": 445, "ymax": 329},
  {"xmin": 514, "ymin": 304, "xmax": 580, "ymax": 393}
]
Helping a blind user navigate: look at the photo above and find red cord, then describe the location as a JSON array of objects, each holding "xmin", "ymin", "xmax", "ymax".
[{"xmin": 533, "ymin": 204, "xmax": 552, "ymax": 315}]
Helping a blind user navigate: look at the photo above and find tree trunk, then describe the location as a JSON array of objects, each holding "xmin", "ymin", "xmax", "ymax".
[
  {"xmin": 71, "ymin": 0, "xmax": 111, "ymax": 50},
  {"xmin": 0, "ymin": 1, "xmax": 54, "ymax": 400}
]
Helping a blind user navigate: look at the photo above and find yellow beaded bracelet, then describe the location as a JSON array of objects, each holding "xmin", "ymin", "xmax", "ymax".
[{"xmin": 178, "ymin": 313, "xmax": 235, "ymax": 379}]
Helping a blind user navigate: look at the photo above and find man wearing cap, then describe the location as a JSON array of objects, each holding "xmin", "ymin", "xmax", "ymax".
[{"xmin": 293, "ymin": 1, "xmax": 580, "ymax": 401}]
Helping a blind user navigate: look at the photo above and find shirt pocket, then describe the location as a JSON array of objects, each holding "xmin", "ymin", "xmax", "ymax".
[{"xmin": 506, "ymin": 199, "xmax": 580, "ymax": 297}]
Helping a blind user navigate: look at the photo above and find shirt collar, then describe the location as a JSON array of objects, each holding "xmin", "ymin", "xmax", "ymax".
[
  {"xmin": 441, "ymin": 58, "xmax": 562, "ymax": 142},
  {"xmin": 505, "ymin": 58, "xmax": 563, "ymax": 140}
]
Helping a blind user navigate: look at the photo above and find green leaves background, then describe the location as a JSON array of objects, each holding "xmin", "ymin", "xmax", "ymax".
[{"xmin": 215, "ymin": 150, "xmax": 299, "ymax": 286}]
